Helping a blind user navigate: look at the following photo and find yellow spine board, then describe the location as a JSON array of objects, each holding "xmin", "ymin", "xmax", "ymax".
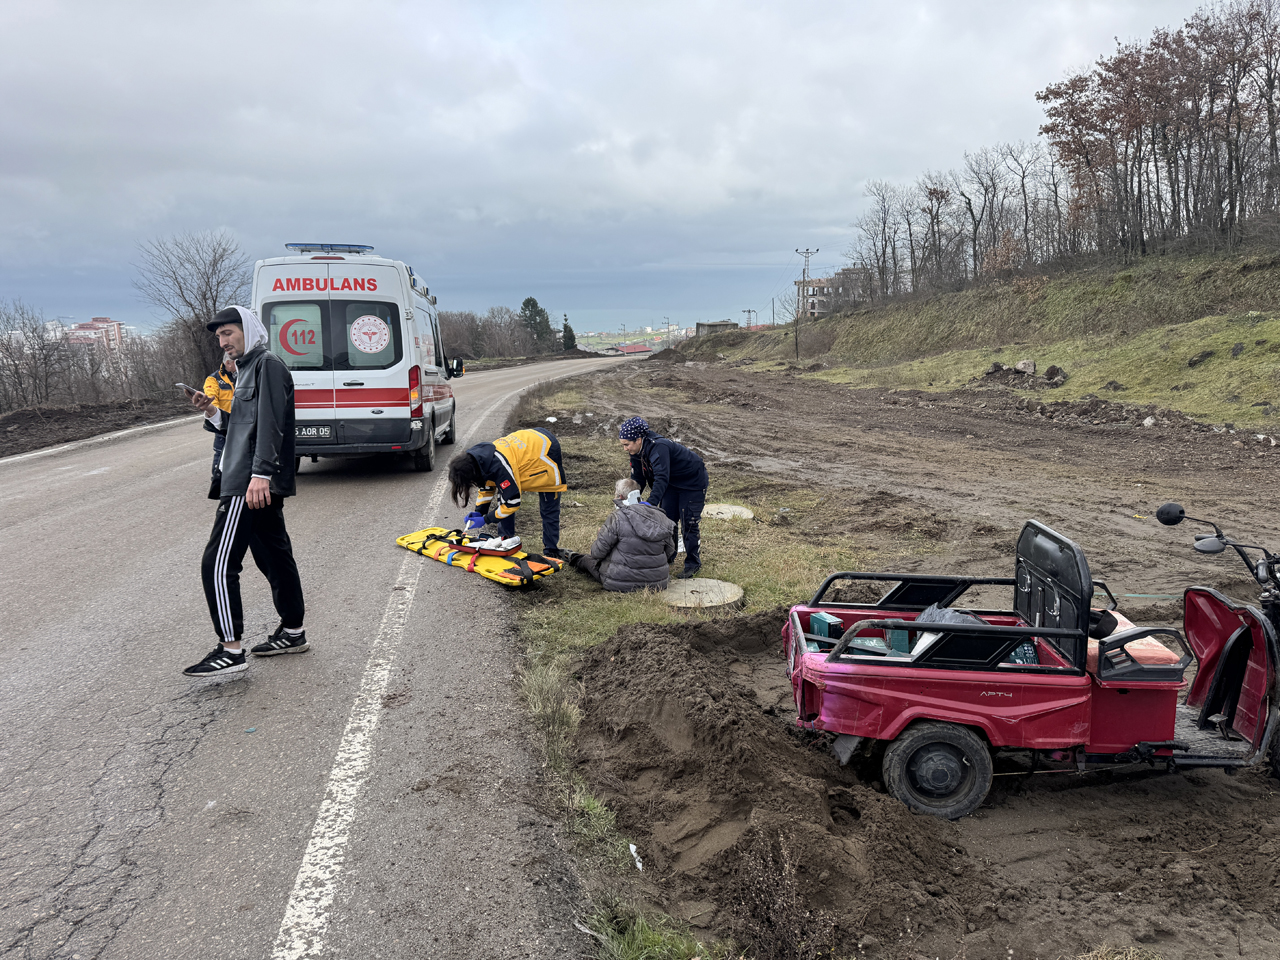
[{"xmin": 395, "ymin": 527, "xmax": 564, "ymax": 587}]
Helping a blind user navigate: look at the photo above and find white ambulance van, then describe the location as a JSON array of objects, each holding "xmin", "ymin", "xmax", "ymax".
[{"xmin": 251, "ymin": 243, "xmax": 464, "ymax": 472}]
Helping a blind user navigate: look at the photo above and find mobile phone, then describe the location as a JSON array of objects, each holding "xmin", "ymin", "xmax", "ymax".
[{"xmin": 176, "ymin": 382, "xmax": 206, "ymax": 399}]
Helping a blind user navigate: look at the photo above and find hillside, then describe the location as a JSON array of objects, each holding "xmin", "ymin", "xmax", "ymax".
[{"xmin": 683, "ymin": 251, "xmax": 1280, "ymax": 430}]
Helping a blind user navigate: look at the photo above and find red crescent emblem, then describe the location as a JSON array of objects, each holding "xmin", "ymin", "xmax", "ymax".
[{"xmin": 279, "ymin": 318, "xmax": 307, "ymax": 356}]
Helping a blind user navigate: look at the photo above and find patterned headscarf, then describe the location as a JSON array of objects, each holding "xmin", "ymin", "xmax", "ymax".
[{"xmin": 618, "ymin": 416, "xmax": 649, "ymax": 441}]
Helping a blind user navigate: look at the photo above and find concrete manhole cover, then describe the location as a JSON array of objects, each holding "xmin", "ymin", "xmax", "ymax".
[
  {"xmin": 665, "ymin": 578, "xmax": 745, "ymax": 612},
  {"xmin": 701, "ymin": 503, "xmax": 754, "ymax": 520}
]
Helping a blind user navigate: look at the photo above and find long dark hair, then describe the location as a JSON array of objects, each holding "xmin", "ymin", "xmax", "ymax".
[{"xmin": 448, "ymin": 453, "xmax": 483, "ymax": 507}]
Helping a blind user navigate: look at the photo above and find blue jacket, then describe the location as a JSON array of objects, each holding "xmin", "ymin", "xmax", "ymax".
[{"xmin": 629, "ymin": 431, "xmax": 707, "ymax": 505}]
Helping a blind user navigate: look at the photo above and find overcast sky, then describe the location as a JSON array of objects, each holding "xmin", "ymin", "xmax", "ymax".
[{"xmin": 1, "ymin": 0, "xmax": 1204, "ymax": 333}]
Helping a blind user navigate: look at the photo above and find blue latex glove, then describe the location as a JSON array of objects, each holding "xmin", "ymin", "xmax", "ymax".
[{"xmin": 463, "ymin": 511, "xmax": 486, "ymax": 531}]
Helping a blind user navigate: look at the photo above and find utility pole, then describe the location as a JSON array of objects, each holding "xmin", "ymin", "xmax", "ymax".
[
  {"xmin": 795, "ymin": 248, "xmax": 817, "ymax": 360},
  {"xmin": 741, "ymin": 308, "xmax": 756, "ymax": 327},
  {"xmin": 771, "ymin": 297, "xmax": 775, "ymax": 326}
]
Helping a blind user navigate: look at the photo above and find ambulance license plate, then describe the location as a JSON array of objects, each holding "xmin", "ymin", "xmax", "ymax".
[{"xmin": 296, "ymin": 425, "xmax": 332, "ymax": 439}]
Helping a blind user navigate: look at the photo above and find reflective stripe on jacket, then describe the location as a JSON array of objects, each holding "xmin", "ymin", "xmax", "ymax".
[{"xmin": 469, "ymin": 429, "xmax": 567, "ymax": 521}]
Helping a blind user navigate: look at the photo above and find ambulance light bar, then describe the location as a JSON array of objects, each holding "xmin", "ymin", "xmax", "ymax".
[{"xmin": 284, "ymin": 243, "xmax": 375, "ymax": 254}]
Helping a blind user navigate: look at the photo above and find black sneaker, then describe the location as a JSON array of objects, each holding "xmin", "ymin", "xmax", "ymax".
[
  {"xmin": 183, "ymin": 643, "xmax": 248, "ymax": 676},
  {"xmin": 250, "ymin": 625, "xmax": 309, "ymax": 657},
  {"xmin": 677, "ymin": 564, "xmax": 701, "ymax": 580},
  {"xmin": 542, "ymin": 546, "xmax": 566, "ymax": 560}
]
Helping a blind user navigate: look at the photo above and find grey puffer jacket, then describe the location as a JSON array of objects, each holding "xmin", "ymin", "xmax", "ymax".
[{"xmin": 589, "ymin": 501, "xmax": 677, "ymax": 592}]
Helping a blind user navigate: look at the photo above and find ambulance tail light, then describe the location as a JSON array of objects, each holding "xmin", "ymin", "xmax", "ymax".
[{"xmin": 409, "ymin": 365, "xmax": 423, "ymax": 418}]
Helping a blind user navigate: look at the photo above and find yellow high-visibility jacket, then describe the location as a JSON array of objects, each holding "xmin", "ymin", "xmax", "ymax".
[
  {"xmin": 470, "ymin": 429, "xmax": 566, "ymax": 521},
  {"xmin": 202, "ymin": 365, "xmax": 236, "ymax": 414}
]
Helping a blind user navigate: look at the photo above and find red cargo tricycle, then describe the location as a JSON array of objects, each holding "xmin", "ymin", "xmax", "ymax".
[{"xmin": 782, "ymin": 507, "xmax": 1280, "ymax": 819}]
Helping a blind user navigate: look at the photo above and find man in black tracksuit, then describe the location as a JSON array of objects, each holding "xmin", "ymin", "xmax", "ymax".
[
  {"xmin": 184, "ymin": 305, "xmax": 307, "ymax": 677},
  {"xmin": 618, "ymin": 416, "xmax": 708, "ymax": 579}
]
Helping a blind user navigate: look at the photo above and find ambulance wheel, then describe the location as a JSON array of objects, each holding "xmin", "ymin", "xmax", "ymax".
[
  {"xmin": 412, "ymin": 428, "xmax": 436, "ymax": 472},
  {"xmin": 442, "ymin": 408, "xmax": 456, "ymax": 444},
  {"xmin": 882, "ymin": 721, "xmax": 992, "ymax": 820},
  {"xmin": 295, "ymin": 456, "xmax": 302, "ymax": 474}
]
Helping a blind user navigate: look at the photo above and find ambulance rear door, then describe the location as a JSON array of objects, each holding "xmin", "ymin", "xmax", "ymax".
[
  {"xmin": 326, "ymin": 261, "xmax": 413, "ymax": 449},
  {"xmin": 257, "ymin": 261, "xmax": 335, "ymax": 445}
]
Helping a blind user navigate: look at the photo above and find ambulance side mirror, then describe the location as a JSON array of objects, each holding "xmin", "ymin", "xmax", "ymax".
[{"xmin": 448, "ymin": 358, "xmax": 465, "ymax": 378}]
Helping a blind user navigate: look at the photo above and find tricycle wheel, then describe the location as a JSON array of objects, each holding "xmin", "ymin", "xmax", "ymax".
[{"xmin": 882, "ymin": 721, "xmax": 993, "ymax": 820}]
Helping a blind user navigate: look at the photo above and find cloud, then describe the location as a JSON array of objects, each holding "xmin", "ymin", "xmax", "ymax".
[{"xmin": 0, "ymin": 0, "xmax": 1204, "ymax": 327}]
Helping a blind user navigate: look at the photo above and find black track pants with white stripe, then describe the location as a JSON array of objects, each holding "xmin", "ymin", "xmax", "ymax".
[{"xmin": 202, "ymin": 494, "xmax": 305, "ymax": 642}]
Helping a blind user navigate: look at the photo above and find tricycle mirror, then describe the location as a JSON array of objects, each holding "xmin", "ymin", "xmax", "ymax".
[
  {"xmin": 1258, "ymin": 560, "xmax": 1271, "ymax": 585},
  {"xmin": 1156, "ymin": 502, "xmax": 1185, "ymax": 526},
  {"xmin": 1194, "ymin": 537, "xmax": 1226, "ymax": 555}
]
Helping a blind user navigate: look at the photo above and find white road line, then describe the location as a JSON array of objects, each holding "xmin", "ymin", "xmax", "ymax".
[
  {"xmin": 270, "ymin": 377, "xmax": 558, "ymax": 960},
  {"xmin": 0, "ymin": 415, "xmax": 199, "ymax": 466}
]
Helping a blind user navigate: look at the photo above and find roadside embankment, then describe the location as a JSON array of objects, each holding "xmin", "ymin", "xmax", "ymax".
[
  {"xmin": 506, "ymin": 360, "xmax": 1280, "ymax": 960},
  {"xmin": 677, "ymin": 252, "xmax": 1280, "ymax": 432},
  {"xmin": 0, "ymin": 397, "xmax": 194, "ymax": 459}
]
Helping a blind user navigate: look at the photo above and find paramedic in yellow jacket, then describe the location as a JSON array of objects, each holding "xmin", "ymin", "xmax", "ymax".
[
  {"xmin": 448, "ymin": 427, "xmax": 567, "ymax": 559},
  {"xmin": 202, "ymin": 354, "xmax": 237, "ymax": 478}
]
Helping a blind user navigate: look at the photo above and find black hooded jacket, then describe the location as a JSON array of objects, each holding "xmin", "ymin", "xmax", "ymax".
[
  {"xmin": 628, "ymin": 431, "xmax": 707, "ymax": 505},
  {"xmin": 213, "ymin": 307, "xmax": 296, "ymax": 498}
]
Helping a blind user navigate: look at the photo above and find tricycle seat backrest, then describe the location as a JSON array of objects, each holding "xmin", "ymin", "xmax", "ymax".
[{"xmin": 1015, "ymin": 521, "xmax": 1093, "ymax": 667}]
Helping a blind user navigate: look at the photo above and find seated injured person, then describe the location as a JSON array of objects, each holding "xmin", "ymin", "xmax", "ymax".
[{"xmin": 569, "ymin": 479, "xmax": 678, "ymax": 592}]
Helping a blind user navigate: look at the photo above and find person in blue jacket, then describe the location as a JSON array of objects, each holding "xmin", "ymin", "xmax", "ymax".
[{"xmin": 618, "ymin": 416, "xmax": 708, "ymax": 579}]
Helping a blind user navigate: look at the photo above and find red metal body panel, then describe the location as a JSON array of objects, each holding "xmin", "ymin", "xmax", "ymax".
[
  {"xmin": 785, "ymin": 603, "xmax": 1198, "ymax": 754},
  {"xmin": 785, "ymin": 606, "xmax": 1092, "ymax": 749},
  {"xmin": 800, "ymin": 660, "xmax": 1092, "ymax": 747},
  {"xmin": 1184, "ymin": 588, "xmax": 1242, "ymax": 705},
  {"xmin": 1086, "ymin": 681, "xmax": 1179, "ymax": 752},
  {"xmin": 1184, "ymin": 587, "xmax": 1275, "ymax": 747}
]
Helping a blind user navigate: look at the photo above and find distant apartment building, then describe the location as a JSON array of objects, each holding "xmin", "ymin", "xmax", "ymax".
[
  {"xmin": 795, "ymin": 266, "xmax": 870, "ymax": 317},
  {"xmin": 66, "ymin": 317, "xmax": 125, "ymax": 352}
]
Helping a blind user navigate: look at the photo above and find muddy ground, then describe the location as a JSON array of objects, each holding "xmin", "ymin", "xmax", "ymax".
[
  {"xmin": 0, "ymin": 397, "xmax": 195, "ymax": 458},
  {"xmin": 553, "ymin": 358, "xmax": 1280, "ymax": 959}
]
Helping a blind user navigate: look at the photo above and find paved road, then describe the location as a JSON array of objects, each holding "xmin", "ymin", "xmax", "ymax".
[{"xmin": 0, "ymin": 357, "xmax": 624, "ymax": 960}]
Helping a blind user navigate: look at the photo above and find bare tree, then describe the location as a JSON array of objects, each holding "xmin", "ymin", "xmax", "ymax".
[{"xmin": 133, "ymin": 231, "xmax": 251, "ymax": 380}]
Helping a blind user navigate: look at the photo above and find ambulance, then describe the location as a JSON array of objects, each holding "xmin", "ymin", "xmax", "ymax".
[{"xmin": 251, "ymin": 243, "xmax": 464, "ymax": 472}]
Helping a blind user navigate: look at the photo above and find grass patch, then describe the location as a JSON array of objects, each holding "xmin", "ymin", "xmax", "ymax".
[
  {"xmin": 686, "ymin": 250, "xmax": 1280, "ymax": 367},
  {"xmin": 798, "ymin": 310, "xmax": 1280, "ymax": 430},
  {"xmin": 582, "ymin": 901, "xmax": 740, "ymax": 960}
]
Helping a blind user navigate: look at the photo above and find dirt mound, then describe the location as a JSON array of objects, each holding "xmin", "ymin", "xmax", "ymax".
[
  {"xmin": 574, "ymin": 611, "xmax": 983, "ymax": 954},
  {"xmin": 647, "ymin": 348, "xmax": 687, "ymax": 363},
  {"xmin": 0, "ymin": 398, "xmax": 193, "ymax": 458},
  {"xmin": 1011, "ymin": 393, "xmax": 1208, "ymax": 430},
  {"xmin": 560, "ymin": 347, "xmax": 599, "ymax": 359},
  {"xmin": 575, "ymin": 608, "xmax": 1280, "ymax": 959}
]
